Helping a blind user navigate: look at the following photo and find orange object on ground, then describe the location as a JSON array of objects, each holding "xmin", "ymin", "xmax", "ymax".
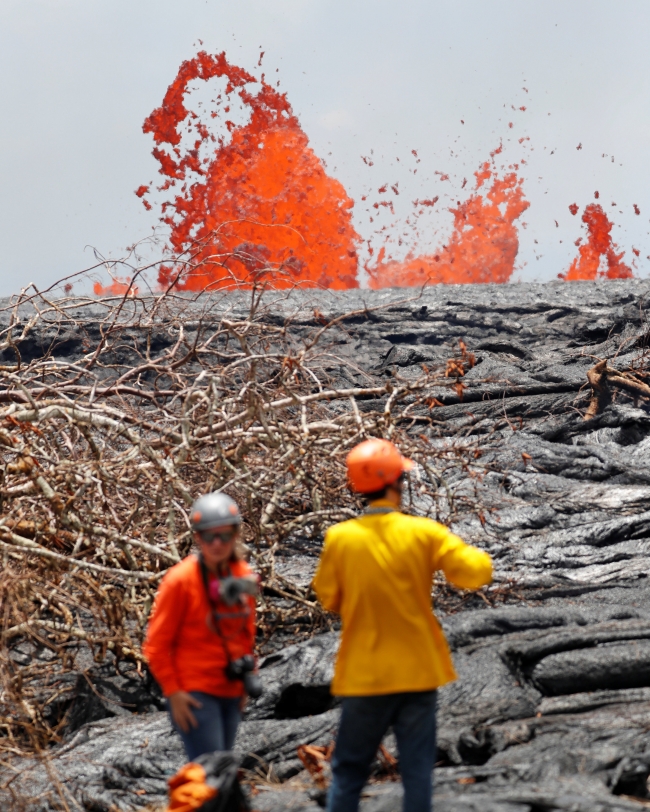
[
  {"xmin": 346, "ymin": 439, "xmax": 414, "ymax": 494},
  {"xmin": 144, "ymin": 556, "xmax": 255, "ymax": 697},
  {"xmin": 297, "ymin": 744, "xmax": 333, "ymax": 789},
  {"xmin": 167, "ymin": 763, "xmax": 216, "ymax": 812},
  {"xmin": 166, "ymin": 753, "xmax": 247, "ymax": 812}
]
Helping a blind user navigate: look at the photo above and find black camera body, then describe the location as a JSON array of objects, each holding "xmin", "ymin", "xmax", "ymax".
[{"xmin": 226, "ymin": 654, "xmax": 263, "ymax": 698}]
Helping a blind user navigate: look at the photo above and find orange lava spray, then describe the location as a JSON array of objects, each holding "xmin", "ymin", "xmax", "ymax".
[
  {"xmin": 366, "ymin": 160, "xmax": 529, "ymax": 288},
  {"xmin": 133, "ymin": 50, "xmax": 632, "ymax": 294},
  {"xmin": 561, "ymin": 204, "xmax": 632, "ymax": 280},
  {"xmin": 141, "ymin": 51, "xmax": 360, "ymax": 290},
  {"xmin": 93, "ymin": 278, "xmax": 139, "ymax": 296}
]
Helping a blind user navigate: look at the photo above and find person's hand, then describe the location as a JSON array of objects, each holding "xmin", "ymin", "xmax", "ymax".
[
  {"xmin": 239, "ymin": 694, "xmax": 248, "ymax": 712},
  {"xmin": 168, "ymin": 691, "xmax": 202, "ymax": 733}
]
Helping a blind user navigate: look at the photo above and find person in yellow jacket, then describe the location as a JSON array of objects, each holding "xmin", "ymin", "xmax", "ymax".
[{"xmin": 312, "ymin": 438, "xmax": 492, "ymax": 812}]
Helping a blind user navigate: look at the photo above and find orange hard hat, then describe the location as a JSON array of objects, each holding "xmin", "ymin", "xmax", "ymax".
[{"xmin": 346, "ymin": 438, "xmax": 414, "ymax": 494}]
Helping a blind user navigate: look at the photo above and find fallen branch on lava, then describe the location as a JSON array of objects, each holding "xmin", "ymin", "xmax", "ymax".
[
  {"xmin": 0, "ymin": 283, "xmax": 497, "ymax": 755},
  {"xmin": 585, "ymin": 358, "xmax": 650, "ymax": 420}
]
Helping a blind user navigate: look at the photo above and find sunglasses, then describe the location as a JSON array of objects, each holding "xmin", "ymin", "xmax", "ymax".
[{"xmin": 198, "ymin": 528, "xmax": 237, "ymax": 545}]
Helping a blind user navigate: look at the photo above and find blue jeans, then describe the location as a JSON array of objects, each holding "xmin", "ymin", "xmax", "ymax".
[
  {"xmin": 328, "ymin": 691, "xmax": 437, "ymax": 812},
  {"xmin": 168, "ymin": 692, "xmax": 241, "ymax": 761}
]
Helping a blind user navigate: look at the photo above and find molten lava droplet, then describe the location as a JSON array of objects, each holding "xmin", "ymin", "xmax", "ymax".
[
  {"xmin": 135, "ymin": 185, "xmax": 152, "ymax": 212},
  {"xmin": 569, "ymin": 203, "xmax": 579, "ymax": 216},
  {"xmin": 561, "ymin": 204, "xmax": 632, "ymax": 280},
  {"xmin": 413, "ymin": 197, "xmax": 439, "ymax": 208}
]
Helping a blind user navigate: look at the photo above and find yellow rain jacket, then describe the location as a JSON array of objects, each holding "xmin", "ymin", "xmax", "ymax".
[{"xmin": 312, "ymin": 502, "xmax": 492, "ymax": 696}]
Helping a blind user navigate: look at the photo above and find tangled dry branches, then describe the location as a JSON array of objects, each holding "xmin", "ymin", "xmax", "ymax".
[{"xmin": 0, "ymin": 283, "xmax": 494, "ymax": 754}]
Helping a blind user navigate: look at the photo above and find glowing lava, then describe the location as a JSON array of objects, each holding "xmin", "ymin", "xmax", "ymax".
[
  {"xmin": 561, "ymin": 203, "xmax": 632, "ymax": 280},
  {"xmin": 93, "ymin": 278, "xmax": 138, "ymax": 296},
  {"xmin": 134, "ymin": 50, "xmax": 629, "ymax": 294},
  {"xmin": 141, "ymin": 51, "xmax": 359, "ymax": 290},
  {"xmin": 367, "ymin": 161, "xmax": 529, "ymax": 288}
]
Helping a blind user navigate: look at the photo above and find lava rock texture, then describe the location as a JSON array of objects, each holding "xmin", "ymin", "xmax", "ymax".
[{"xmin": 6, "ymin": 280, "xmax": 650, "ymax": 811}]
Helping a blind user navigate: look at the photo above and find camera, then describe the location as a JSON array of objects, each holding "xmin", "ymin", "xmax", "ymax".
[
  {"xmin": 218, "ymin": 576, "xmax": 259, "ymax": 606},
  {"xmin": 226, "ymin": 654, "xmax": 263, "ymax": 698}
]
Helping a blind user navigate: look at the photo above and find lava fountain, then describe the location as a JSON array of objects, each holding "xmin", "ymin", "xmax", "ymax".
[
  {"xmin": 366, "ymin": 159, "xmax": 529, "ymax": 287},
  {"xmin": 140, "ymin": 52, "xmax": 359, "ymax": 290},
  {"xmin": 561, "ymin": 203, "xmax": 632, "ymax": 280},
  {"xmin": 132, "ymin": 50, "xmax": 629, "ymax": 292}
]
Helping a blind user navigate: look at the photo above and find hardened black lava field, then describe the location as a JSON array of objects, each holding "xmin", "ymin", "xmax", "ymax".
[{"xmin": 4, "ymin": 280, "xmax": 650, "ymax": 811}]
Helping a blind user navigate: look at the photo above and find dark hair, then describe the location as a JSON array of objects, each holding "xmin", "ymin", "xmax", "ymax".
[
  {"xmin": 362, "ymin": 473, "xmax": 404, "ymax": 503},
  {"xmin": 232, "ymin": 534, "xmax": 247, "ymax": 562},
  {"xmin": 363, "ymin": 485, "xmax": 390, "ymax": 502},
  {"xmin": 228, "ymin": 526, "xmax": 247, "ymax": 562}
]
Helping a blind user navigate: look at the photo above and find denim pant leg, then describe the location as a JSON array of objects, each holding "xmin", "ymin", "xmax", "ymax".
[
  {"xmin": 169, "ymin": 692, "xmax": 241, "ymax": 761},
  {"xmin": 392, "ymin": 691, "xmax": 437, "ymax": 812},
  {"xmin": 219, "ymin": 696, "xmax": 241, "ymax": 750},
  {"xmin": 328, "ymin": 695, "xmax": 395, "ymax": 812}
]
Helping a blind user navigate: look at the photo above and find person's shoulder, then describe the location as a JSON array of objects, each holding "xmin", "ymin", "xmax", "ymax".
[
  {"xmin": 161, "ymin": 554, "xmax": 199, "ymax": 587},
  {"xmin": 398, "ymin": 513, "xmax": 451, "ymax": 537},
  {"xmin": 325, "ymin": 517, "xmax": 363, "ymax": 542},
  {"xmin": 231, "ymin": 559, "xmax": 254, "ymax": 577}
]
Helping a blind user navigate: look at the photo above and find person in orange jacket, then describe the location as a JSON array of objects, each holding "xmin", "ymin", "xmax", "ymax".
[
  {"xmin": 312, "ymin": 439, "xmax": 493, "ymax": 812},
  {"xmin": 144, "ymin": 493, "xmax": 259, "ymax": 761}
]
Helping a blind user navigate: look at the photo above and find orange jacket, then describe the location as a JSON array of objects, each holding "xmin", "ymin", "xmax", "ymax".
[{"xmin": 144, "ymin": 555, "xmax": 256, "ymax": 698}]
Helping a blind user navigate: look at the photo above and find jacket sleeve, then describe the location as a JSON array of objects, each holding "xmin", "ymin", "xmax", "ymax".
[
  {"xmin": 312, "ymin": 533, "xmax": 341, "ymax": 613},
  {"xmin": 432, "ymin": 525, "xmax": 493, "ymax": 590},
  {"xmin": 143, "ymin": 572, "xmax": 188, "ymax": 696}
]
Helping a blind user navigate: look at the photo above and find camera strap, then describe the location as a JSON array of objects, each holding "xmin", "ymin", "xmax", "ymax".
[{"xmin": 198, "ymin": 555, "xmax": 234, "ymax": 668}]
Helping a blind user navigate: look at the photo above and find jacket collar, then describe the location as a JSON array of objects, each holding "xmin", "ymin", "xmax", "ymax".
[{"xmin": 365, "ymin": 498, "xmax": 399, "ymax": 515}]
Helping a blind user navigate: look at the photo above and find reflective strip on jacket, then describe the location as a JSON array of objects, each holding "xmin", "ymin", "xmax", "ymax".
[{"xmin": 312, "ymin": 502, "xmax": 492, "ymax": 696}]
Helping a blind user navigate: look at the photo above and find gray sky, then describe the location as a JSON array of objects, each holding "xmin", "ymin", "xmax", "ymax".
[{"xmin": 1, "ymin": 0, "xmax": 649, "ymax": 294}]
